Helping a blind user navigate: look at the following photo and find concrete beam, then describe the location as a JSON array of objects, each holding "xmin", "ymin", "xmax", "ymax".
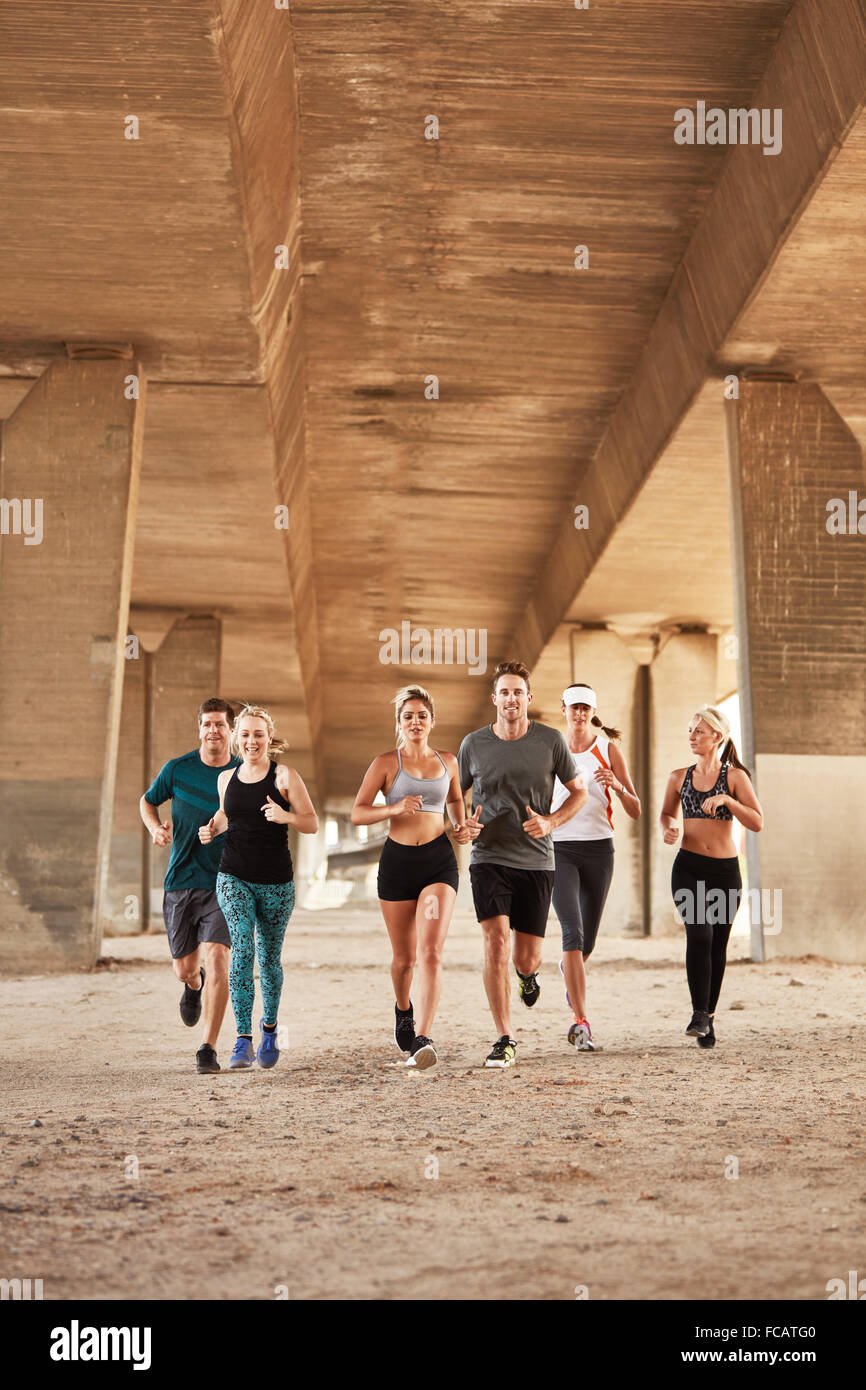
[
  {"xmin": 213, "ymin": 1, "xmax": 326, "ymax": 800},
  {"xmin": 508, "ymin": 0, "xmax": 866, "ymax": 680}
]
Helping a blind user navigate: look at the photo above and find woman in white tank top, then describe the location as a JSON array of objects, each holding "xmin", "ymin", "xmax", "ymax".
[{"xmin": 550, "ymin": 683, "xmax": 641, "ymax": 1050}]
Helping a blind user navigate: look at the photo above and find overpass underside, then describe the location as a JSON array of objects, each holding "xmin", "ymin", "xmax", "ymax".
[{"xmin": 0, "ymin": 1, "xmax": 863, "ymax": 969}]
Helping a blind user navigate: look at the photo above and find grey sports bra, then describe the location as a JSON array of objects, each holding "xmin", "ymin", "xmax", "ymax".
[
  {"xmin": 385, "ymin": 749, "xmax": 449, "ymax": 813},
  {"xmin": 680, "ymin": 764, "xmax": 734, "ymax": 820}
]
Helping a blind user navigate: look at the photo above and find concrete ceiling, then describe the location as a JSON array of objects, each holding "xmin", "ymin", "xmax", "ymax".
[{"xmin": 1, "ymin": 0, "xmax": 863, "ymax": 803}]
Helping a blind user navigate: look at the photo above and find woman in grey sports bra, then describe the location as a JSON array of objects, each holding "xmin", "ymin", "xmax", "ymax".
[
  {"xmin": 660, "ymin": 704, "xmax": 764, "ymax": 1050},
  {"xmin": 351, "ymin": 684, "xmax": 467, "ymax": 1071}
]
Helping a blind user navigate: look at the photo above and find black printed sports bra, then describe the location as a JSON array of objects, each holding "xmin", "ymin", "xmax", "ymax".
[{"xmin": 680, "ymin": 764, "xmax": 734, "ymax": 821}]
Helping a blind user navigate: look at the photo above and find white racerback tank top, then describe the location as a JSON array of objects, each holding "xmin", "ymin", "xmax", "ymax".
[{"xmin": 550, "ymin": 733, "xmax": 615, "ymax": 841}]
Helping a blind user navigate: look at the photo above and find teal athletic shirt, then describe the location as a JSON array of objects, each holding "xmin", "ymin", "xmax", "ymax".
[{"xmin": 144, "ymin": 749, "xmax": 241, "ymax": 892}]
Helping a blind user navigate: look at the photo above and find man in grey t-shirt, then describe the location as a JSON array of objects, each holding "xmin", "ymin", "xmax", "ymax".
[{"xmin": 457, "ymin": 661, "xmax": 587, "ymax": 1068}]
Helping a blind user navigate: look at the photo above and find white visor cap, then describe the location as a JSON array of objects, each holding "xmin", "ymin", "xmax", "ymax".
[{"xmin": 562, "ymin": 685, "xmax": 597, "ymax": 708}]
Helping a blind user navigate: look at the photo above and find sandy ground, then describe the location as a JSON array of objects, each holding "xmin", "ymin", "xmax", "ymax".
[{"xmin": 1, "ymin": 899, "xmax": 865, "ymax": 1303}]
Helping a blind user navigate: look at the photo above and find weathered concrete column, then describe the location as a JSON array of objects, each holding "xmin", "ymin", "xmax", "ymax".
[
  {"xmin": 0, "ymin": 358, "xmax": 144, "ymax": 971},
  {"xmin": 105, "ymin": 641, "xmax": 147, "ymax": 936},
  {"xmin": 533, "ymin": 624, "xmax": 643, "ymax": 938},
  {"xmin": 293, "ymin": 824, "xmax": 329, "ymax": 906},
  {"xmin": 649, "ymin": 632, "xmax": 719, "ymax": 937},
  {"xmin": 726, "ymin": 382, "xmax": 866, "ymax": 963},
  {"xmin": 145, "ymin": 615, "xmax": 222, "ymax": 925}
]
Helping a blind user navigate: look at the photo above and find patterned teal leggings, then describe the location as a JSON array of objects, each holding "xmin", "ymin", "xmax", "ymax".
[{"xmin": 216, "ymin": 873, "xmax": 295, "ymax": 1034}]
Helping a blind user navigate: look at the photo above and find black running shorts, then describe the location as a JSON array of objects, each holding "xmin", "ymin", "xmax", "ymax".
[
  {"xmin": 469, "ymin": 862, "xmax": 555, "ymax": 938},
  {"xmin": 377, "ymin": 834, "xmax": 459, "ymax": 902}
]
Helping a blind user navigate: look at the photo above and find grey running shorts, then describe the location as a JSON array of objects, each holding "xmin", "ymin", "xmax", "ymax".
[{"xmin": 163, "ymin": 889, "xmax": 231, "ymax": 958}]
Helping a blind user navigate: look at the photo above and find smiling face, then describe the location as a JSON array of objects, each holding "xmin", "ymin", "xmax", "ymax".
[
  {"xmin": 398, "ymin": 698, "xmax": 433, "ymax": 744},
  {"xmin": 688, "ymin": 717, "xmax": 722, "ymax": 757},
  {"xmin": 492, "ymin": 674, "xmax": 531, "ymax": 723},
  {"xmin": 236, "ymin": 715, "xmax": 271, "ymax": 762},
  {"xmin": 198, "ymin": 710, "xmax": 232, "ymax": 760}
]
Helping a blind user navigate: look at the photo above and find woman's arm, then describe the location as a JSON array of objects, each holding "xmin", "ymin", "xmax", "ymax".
[
  {"xmin": 442, "ymin": 754, "xmax": 466, "ymax": 832},
  {"xmin": 603, "ymin": 744, "xmax": 641, "ymax": 820},
  {"xmin": 280, "ymin": 765, "xmax": 319, "ymax": 834},
  {"xmin": 703, "ymin": 768, "xmax": 763, "ymax": 833},
  {"xmin": 659, "ymin": 769, "xmax": 684, "ymax": 844},
  {"xmin": 199, "ymin": 770, "xmax": 231, "ymax": 843},
  {"xmin": 350, "ymin": 755, "xmax": 422, "ymax": 825}
]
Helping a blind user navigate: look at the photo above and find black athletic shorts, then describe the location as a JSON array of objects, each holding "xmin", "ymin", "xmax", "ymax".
[
  {"xmin": 469, "ymin": 862, "xmax": 555, "ymax": 938},
  {"xmin": 163, "ymin": 888, "xmax": 231, "ymax": 958},
  {"xmin": 377, "ymin": 834, "xmax": 459, "ymax": 901}
]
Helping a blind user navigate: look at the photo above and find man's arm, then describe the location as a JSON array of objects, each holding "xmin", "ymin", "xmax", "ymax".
[{"xmin": 547, "ymin": 775, "xmax": 588, "ymax": 830}]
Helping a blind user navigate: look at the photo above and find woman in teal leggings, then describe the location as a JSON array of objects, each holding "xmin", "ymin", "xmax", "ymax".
[{"xmin": 199, "ymin": 704, "xmax": 318, "ymax": 1069}]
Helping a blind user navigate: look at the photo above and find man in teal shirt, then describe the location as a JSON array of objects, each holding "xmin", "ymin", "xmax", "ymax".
[{"xmin": 140, "ymin": 698, "xmax": 240, "ymax": 1073}]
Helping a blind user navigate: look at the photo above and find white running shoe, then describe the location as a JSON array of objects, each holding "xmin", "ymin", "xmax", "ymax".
[{"xmin": 406, "ymin": 1035, "xmax": 438, "ymax": 1069}]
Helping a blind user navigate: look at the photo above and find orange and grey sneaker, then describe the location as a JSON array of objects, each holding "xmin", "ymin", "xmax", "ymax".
[{"xmin": 567, "ymin": 1018, "xmax": 595, "ymax": 1051}]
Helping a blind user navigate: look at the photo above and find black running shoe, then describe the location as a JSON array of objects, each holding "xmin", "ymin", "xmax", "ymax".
[
  {"xmin": 516, "ymin": 968, "xmax": 540, "ymax": 1008},
  {"xmin": 180, "ymin": 966, "xmax": 205, "ymax": 1027},
  {"xmin": 485, "ymin": 1035, "xmax": 517, "ymax": 1068},
  {"xmin": 406, "ymin": 1035, "xmax": 437, "ymax": 1070},
  {"xmin": 697, "ymin": 1017, "xmax": 716, "ymax": 1049},
  {"xmin": 686, "ymin": 1010, "xmax": 710, "ymax": 1037},
  {"xmin": 394, "ymin": 1002, "xmax": 415, "ymax": 1054},
  {"xmin": 195, "ymin": 1042, "xmax": 220, "ymax": 1073}
]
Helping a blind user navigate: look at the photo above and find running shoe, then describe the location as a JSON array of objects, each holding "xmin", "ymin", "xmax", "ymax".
[
  {"xmin": 685, "ymin": 1010, "xmax": 711, "ymax": 1037},
  {"xmin": 229, "ymin": 1036, "xmax": 255, "ymax": 1069},
  {"xmin": 406, "ymin": 1035, "xmax": 438, "ymax": 1070},
  {"xmin": 195, "ymin": 1043, "xmax": 220, "ymax": 1073},
  {"xmin": 179, "ymin": 965, "xmax": 205, "ymax": 1027},
  {"xmin": 395, "ymin": 1002, "xmax": 415, "ymax": 1054},
  {"xmin": 697, "ymin": 1017, "xmax": 716, "ymax": 1049},
  {"xmin": 567, "ymin": 1018, "xmax": 596, "ymax": 1051},
  {"xmin": 257, "ymin": 1021, "xmax": 280, "ymax": 1069},
  {"xmin": 485, "ymin": 1036, "xmax": 517, "ymax": 1068},
  {"xmin": 516, "ymin": 968, "xmax": 540, "ymax": 1008},
  {"xmin": 558, "ymin": 958, "xmax": 573, "ymax": 1011}
]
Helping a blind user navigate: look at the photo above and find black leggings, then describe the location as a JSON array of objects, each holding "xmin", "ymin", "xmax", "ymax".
[
  {"xmin": 552, "ymin": 839, "xmax": 614, "ymax": 956},
  {"xmin": 671, "ymin": 849, "xmax": 742, "ymax": 1015}
]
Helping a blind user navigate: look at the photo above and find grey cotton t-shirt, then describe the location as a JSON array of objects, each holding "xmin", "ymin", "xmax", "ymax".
[{"xmin": 457, "ymin": 722, "xmax": 578, "ymax": 870}]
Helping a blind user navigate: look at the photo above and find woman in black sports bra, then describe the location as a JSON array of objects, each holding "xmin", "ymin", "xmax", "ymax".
[
  {"xmin": 659, "ymin": 705, "xmax": 763, "ymax": 1048},
  {"xmin": 351, "ymin": 685, "xmax": 466, "ymax": 1071}
]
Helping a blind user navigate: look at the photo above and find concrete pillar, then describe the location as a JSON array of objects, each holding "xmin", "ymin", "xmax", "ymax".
[
  {"xmin": 0, "ymin": 358, "xmax": 144, "ymax": 971},
  {"xmin": 293, "ymin": 825, "xmax": 328, "ymax": 905},
  {"xmin": 105, "ymin": 642, "xmax": 147, "ymax": 935},
  {"xmin": 145, "ymin": 615, "xmax": 222, "ymax": 925},
  {"xmin": 533, "ymin": 624, "xmax": 643, "ymax": 938},
  {"xmin": 649, "ymin": 632, "xmax": 719, "ymax": 937},
  {"xmin": 726, "ymin": 382, "xmax": 866, "ymax": 962}
]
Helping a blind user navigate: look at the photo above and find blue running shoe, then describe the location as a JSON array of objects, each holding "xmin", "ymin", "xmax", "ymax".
[
  {"xmin": 257, "ymin": 1020, "xmax": 280, "ymax": 1069},
  {"xmin": 229, "ymin": 1036, "xmax": 255, "ymax": 1069}
]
